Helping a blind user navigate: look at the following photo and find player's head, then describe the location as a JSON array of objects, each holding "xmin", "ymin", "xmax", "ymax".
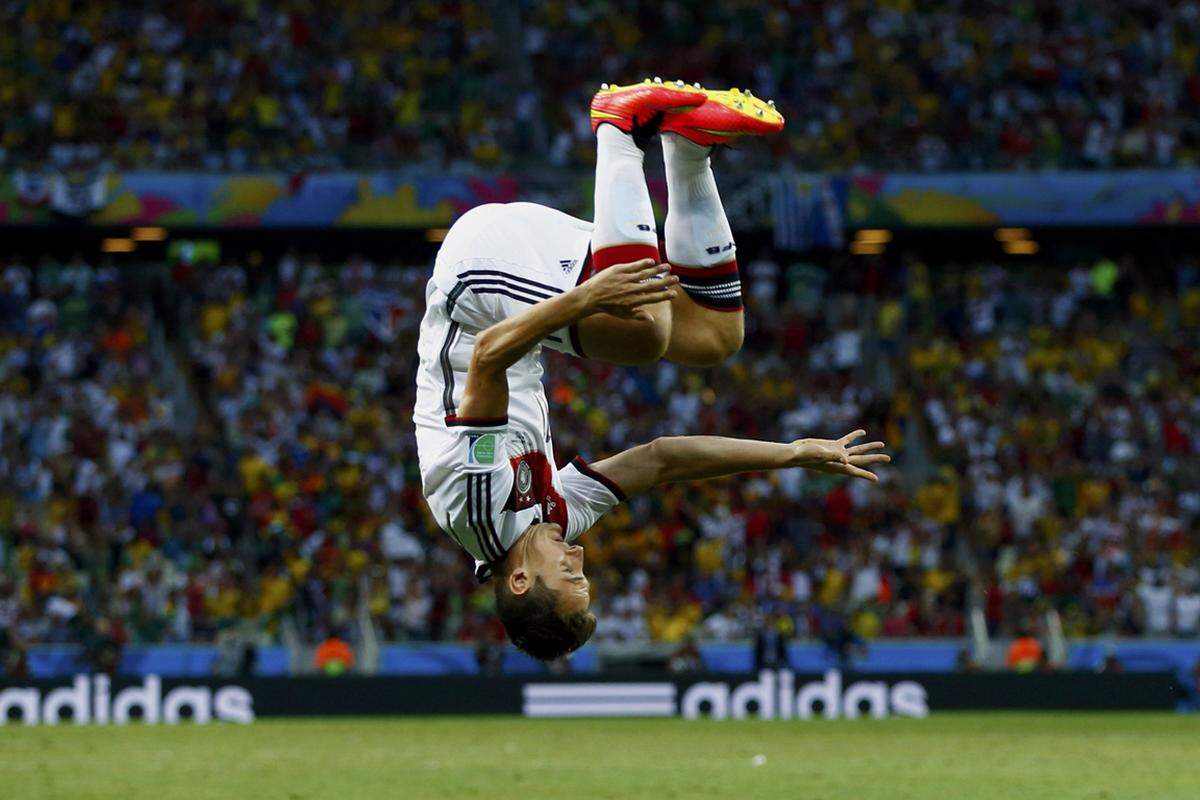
[{"xmin": 493, "ymin": 521, "xmax": 596, "ymax": 661}]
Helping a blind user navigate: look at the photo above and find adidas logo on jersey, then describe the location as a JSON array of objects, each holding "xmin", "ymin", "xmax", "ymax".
[{"xmin": 559, "ymin": 259, "xmax": 578, "ymax": 273}]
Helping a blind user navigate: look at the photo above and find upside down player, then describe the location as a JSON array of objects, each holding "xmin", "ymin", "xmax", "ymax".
[{"xmin": 415, "ymin": 80, "xmax": 889, "ymax": 660}]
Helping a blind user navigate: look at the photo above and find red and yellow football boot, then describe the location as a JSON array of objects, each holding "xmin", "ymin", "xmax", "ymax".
[
  {"xmin": 590, "ymin": 77, "xmax": 707, "ymax": 137},
  {"xmin": 660, "ymin": 86, "xmax": 785, "ymax": 146}
]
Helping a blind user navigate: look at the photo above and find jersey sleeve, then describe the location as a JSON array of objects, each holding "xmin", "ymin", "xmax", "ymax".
[
  {"xmin": 442, "ymin": 258, "xmax": 584, "ymax": 356},
  {"xmin": 540, "ymin": 324, "xmax": 584, "ymax": 357},
  {"xmin": 559, "ymin": 456, "xmax": 627, "ymax": 542}
]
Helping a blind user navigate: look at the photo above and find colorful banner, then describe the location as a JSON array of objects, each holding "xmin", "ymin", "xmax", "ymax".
[
  {"xmin": 4, "ymin": 169, "xmax": 1200, "ymax": 229},
  {"xmin": 846, "ymin": 170, "xmax": 1200, "ymax": 227},
  {"xmin": 0, "ymin": 171, "xmax": 545, "ymax": 228}
]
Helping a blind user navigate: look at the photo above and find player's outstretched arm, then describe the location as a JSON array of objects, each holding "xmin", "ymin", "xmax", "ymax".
[
  {"xmin": 458, "ymin": 260, "xmax": 678, "ymax": 418},
  {"xmin": 585, "ymin": 429, "xmax": 889, "ymax": 497}
]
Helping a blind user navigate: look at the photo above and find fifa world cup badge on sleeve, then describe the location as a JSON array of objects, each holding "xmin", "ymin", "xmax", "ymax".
[{"xmin": 467, "ymin": 433, "xmax": 497, "ymax": 466}]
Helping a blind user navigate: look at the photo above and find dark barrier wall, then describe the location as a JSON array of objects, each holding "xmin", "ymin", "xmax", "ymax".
[{"xmin": 0, "ymin": 670, "xmax": 1179, "ymax": 726}]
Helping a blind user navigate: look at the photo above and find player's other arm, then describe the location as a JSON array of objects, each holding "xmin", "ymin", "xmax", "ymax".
[
  {"xmin": 586, "ymin": 430, "xmax": 889, "ymax": 496},
  {"xmin": 458, "ymin": 259, "xmax": 678, "ymax": 418}
]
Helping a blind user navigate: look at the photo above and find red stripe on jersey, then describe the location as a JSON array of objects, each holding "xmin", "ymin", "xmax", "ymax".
[{"xmin": 445, "ymin": 415, "xmax": 508, "ymax": 427}]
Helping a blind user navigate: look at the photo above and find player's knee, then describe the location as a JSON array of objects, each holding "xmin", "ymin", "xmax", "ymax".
[
  {"xmin": 685, "ymin": 324, "xmax": 743, "ymax": 367},
  {"xmin": 620, "ymin": 316, "xmax": 671, "ymax": 364},
  {"xmin": 713, "ymin": 321, "xmax": 744, "ymax": 360}
]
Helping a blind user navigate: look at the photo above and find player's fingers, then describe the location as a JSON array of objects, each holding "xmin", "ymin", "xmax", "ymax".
[
  {"xmin": 617, "ymin": 258, "xmax": 657, "ymax": 274},
  {"xmin": 621, "ymin": 259, "xmax": 659, "ymax": 275},
  {"xmin": 849, "ymin": 454, "xmax": 891, "ymax": 466},
  {"xmin": 632, "ymin": 263, "xmax": 671, "ymax": 282},
  {"xmin": 640, "ymin": 271, "xmax": 677, "ymax": 285},
  {"xmin": 631, "ymin": 274, "xmax": 678, "ymax": 293},
  {"xmin": 839, "ymin": 429, "xmax": 867, "ymax": 444},
  {"xmin": 847, "ymin": 441, "xmax": 886, "ymax": 455},
  {"xmin": 628, "ymin": 289, "xmax": 676, "ymax": 307},
  {"xmin": 842, "ymin": 464, "xmax": 879, "ymax": 482}
]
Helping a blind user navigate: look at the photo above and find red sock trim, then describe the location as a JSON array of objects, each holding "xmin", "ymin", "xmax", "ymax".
[
  {"xmin": 668, "ymin": 259, "xmax": 739, "ymax": 278},
  {"xmin": 592, "ymin": 243, "xmax": 660, "ymax": 271}
]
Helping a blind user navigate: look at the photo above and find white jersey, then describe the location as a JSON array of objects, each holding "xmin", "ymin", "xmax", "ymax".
[{"xmin": 415, "ymin": 203, "xmax": 625, "ymax": 580}]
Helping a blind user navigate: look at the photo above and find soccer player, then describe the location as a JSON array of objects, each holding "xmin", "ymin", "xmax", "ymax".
[{"xmin": 415, "ymin": 80, "xmax": 889, "ymax": 660}]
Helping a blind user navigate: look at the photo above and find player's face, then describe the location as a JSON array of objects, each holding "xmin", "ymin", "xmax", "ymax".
[{"xmin": 524, "ymin": 523, "xmax": 590, "ymax": 614}]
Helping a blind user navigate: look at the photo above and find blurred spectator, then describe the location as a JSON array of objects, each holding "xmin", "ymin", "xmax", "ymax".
[
  {"xmin": 1006, "ymin": 624, "xmax": 1045, "ymax": 673},
  {"xmin": 753, "ymin": 610, "xmax": 791, "ymax": 672},
  {"xmin": 815, "ymin": 604, "xmax": 865, "ymax": 669},
  {"xmin": 1136, "ymin": 572, "xmax": 1173, "ymax": 635},
  {"xmin": 73, "ymin": 611, "xmax": 124, "ymax": 675},
  {"xmin": 475, "ymin": 619, "xmax": 507, "ymax": 677},
  {"xmin": 0, "ymin": 627, "xmax": 28, "ymax": 679},
  {"xmin": 314, "ymin": 632, "xmax": 355, "ymax": 676},
  {"xmin": 1174, "ymin": 579, "xmax": 1200, "ymax": 637},
  {"xmin": 668, "ymin": 637, "xmax": 704, "ymax": 674},
  {"xmin": 214, "ymin": 619, "xmax": 259, "ymax": 677}
]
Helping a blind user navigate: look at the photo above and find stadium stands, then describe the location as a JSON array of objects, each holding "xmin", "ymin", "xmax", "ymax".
[
  {"xmin": 4, "ymin": 1, "xmax": 1199, "ymax": 171},
  {"xmin": 2, "ymin": 248, "xmax": 1197, "ymax": 670}
]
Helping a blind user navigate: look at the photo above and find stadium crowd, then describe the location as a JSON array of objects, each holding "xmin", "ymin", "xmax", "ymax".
[
  {"xmin": 4, "ymin": 1, "xmax": 1200, "ymax": 171},
  {"xmin": 1, "ymin": 244, "xmax": 1197, "ymax": 671}
]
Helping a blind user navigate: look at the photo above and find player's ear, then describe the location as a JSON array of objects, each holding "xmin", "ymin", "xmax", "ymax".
[{"xmin": 507, "ymin": 565, "xmax": 532, "ymax": 597}]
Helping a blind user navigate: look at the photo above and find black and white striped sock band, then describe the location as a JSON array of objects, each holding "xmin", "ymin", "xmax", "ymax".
[{"xmin": 670, "ymin": 260, "xmax": 742, "ymax": 311}]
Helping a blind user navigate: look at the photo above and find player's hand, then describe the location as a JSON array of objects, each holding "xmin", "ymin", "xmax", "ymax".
[
  {"xmin": 579, "ymin": 259, "xmax": 678, "ymax": 320},
  {"xmin": 790, "ymin": 429, "xmax": 890, "ymax": 482}
]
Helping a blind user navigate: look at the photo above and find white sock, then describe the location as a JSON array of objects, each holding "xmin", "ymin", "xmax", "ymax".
[
  {"xmin": 662, "ymin": 132, "xmax": 741, "ymax": 310},
  {"xmin": 662, "ymin": 132, "xmax": 735, "ymax": 268},
  {"xmin": 592, "ymin": 124, "xmax": 660, "ymax": 270}
]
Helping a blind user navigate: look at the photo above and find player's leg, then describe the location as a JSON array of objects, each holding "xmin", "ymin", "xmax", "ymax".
[
  {"xmin": 576, "ymin": 122, "xmax": 673, "ymax": 365},
  {"xmin": 656, "ymin": 87, "xmax": 785, "ymax": 366},
  {"xmin": 572, "ymin": 80, "xmax": 705, "ymax": 366},
  {"xmin": 660, "ymin": 132, "xmax": 744, "ymax": 367}
]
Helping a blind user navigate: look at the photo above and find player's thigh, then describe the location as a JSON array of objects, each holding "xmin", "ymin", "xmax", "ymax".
[
  {"xmin": 574, "ymin": 300, "xmax": 672, "ymax": 365},
  {"xmin": 663, "ymin": 292, "xmax": 744, "ymax": 367}
]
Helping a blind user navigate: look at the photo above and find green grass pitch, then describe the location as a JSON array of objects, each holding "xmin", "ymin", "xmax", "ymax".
[{"xmin": 5, "ymin": 713, "xmax": 1199, "ymax": 799}]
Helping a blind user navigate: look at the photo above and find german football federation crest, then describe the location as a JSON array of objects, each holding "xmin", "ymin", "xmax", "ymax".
[
  {"xmin": 504, "ymin": 452, "xmax": 568, "ymax": 529},
  {"xmin": 516, "ymin": 461, "xmax": 533, "ymax": 494}
]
